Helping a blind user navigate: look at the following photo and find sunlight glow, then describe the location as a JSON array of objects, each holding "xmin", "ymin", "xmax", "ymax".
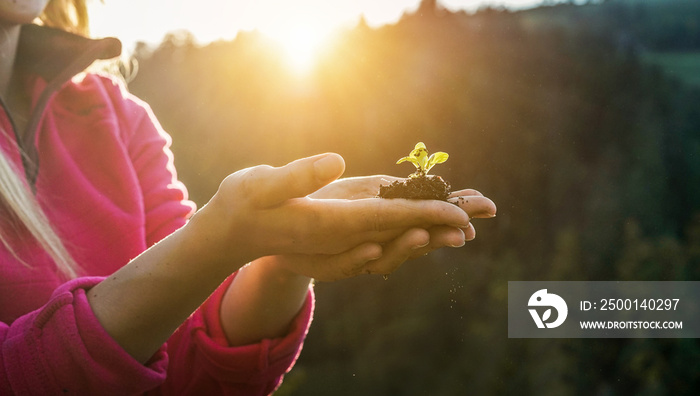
[
  {"xmin": 275, "ymin": 27, "xmax": 323, "ymax": 73},
  {"xmin": 263, "ymin": 24, "xmax": 333, "ymax": 74},
  {"xmin": 89, "ymin": 1, "xmax": 560, "ymax": 58}
]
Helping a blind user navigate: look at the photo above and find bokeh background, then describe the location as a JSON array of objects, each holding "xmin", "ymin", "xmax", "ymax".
[{"xmin": 120, "ymin": 0, "xmax": 700, "ymax": 394}]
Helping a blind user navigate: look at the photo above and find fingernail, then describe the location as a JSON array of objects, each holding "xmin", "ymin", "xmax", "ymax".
[
  {"xmin": 412, "ymin": 241, "xmax": 430, "ymax": 250},
  {"xmin": 470, "ymin": 212, "xmax": 496, "ymax": 220},
  {"xmin": 449, "ymin": 240, "xmax": 466, "ymax": 248},
  {"xmin": 364, "ymin": 251, "xmax": 382, "ymax": 261},
  {"xmin": 475, "ymin": 210, "xmax": 496, "ymax": 217}
]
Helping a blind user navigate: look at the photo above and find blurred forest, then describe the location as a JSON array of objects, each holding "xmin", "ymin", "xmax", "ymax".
[{"xmin": 127, "ymin": 0, "xmax": 700, "ymax": 394}]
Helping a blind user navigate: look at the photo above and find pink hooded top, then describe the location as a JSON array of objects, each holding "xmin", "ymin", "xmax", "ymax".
[{"xmin": 0, "ymin": 25, "xmax": 313, "ymax": 395}]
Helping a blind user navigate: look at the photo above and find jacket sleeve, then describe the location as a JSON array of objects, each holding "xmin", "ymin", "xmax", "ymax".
[
  {"xmin": 0, "ymin": 276, "xmax": 313, "ymax": 396},
  {"xmin": 115, "ymin": 78, "xmax": 315, "ymax": 394},
  {"xmin": 155, "ymin": 275, "xmax": 315, "ymax": 396},
  {"xmin": 0, "ymin": 277, "xmax": 169, "ymax": 396}
]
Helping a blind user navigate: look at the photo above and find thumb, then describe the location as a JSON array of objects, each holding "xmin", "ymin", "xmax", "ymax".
[{"xmin": 253, "ymin": 153, "xmax": 345, "ymax": 207}]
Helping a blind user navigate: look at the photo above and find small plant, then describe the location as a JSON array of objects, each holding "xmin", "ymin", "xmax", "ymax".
[
  {"xmin": 396, "ymin": 142, "xmax": 449, "ymax": 177},
  {"xmin": 377, "ymin": 141, "xmax": 452, "ymax": 201}
]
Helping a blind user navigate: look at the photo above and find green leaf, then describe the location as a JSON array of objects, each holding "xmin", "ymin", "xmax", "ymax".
[
  {"xmin": 396, "ymin": 156, "xmax": 421, "ymax": 169},
  {"xmin": 424, "ymin": 151, "xmax": 449, "ymax": 174},
  {"xmin": 413, "ymin": 142, "xmax": 427, "ymax": 151},
  {"xmin": 395, "ymin": 142, "xmax": 448, "ymax": 175},
  {"xmin": 428, "ymin": 151, "xmax": 449, "ymax": 166}
]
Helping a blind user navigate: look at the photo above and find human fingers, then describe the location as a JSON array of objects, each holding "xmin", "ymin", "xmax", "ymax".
[
  {"xmin": 242, "ymin": 153, "xmax": 346, "ymax": 208},
  {"xmin": 309, "ymin": 175, "xmax": 401, "ymax": 200},
  {"xmin": 449, "ymin": 189, "xmax": 484, "ymax": 198},
  {"xmin": 256, "ymin": 197, "xmax": 448, "ymax": 257},
  {"xmin": 448, "ymin": 194, "xmax": 497, "ymax": 219},
  {"xmin": 463, "ymin": 223, "xmax": 476, "ymax": 241},
  {"xmin": 319, "ymin": 197, "xmax": 471, "ymax": 238},
  {"xmin": 362, "ymin": 228, "xmax": 431, "ymax": 275},
  {"xmin": 272, "ymin": 242, "xmax": 384, "ymax": 282},
  {"xmin": 407, "ymin": 225, "xmax": 469, "ymax": 259}
]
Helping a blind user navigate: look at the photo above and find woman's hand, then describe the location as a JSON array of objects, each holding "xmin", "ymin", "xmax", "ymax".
[
  {"xmin": 187, "ymin": 153, "xmax": 472, "ymax": 271},
  {"xmin": 218, "ymin": 159, "xmax": 497, "ymax": 347},
  {"xmin": 214, "ymin": 157, "xmax": 486, "ymax": 345},
  {"xmin": 265, "ymin": 174, "xmax": 497, "ymax": 281}
]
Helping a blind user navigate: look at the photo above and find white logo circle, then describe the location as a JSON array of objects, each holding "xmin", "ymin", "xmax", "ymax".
[{"xmin": 528, "ymin": 289, "xmax": 568, "ymax": 329}]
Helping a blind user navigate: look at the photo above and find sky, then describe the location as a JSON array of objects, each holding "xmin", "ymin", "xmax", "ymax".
[{"xmin": 89, "ymin": 0, "xmax": 551, "ymax": 51}]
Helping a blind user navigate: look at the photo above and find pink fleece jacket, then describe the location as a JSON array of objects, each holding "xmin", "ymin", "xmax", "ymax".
[{"xmin": 0, "ymin": 25, "xmax": 313, "ymax": 395}]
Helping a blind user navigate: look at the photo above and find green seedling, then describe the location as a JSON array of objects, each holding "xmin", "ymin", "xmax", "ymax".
[{"xmin": 396, "ymin": 142, "xmax": 449, "ymax": 177}]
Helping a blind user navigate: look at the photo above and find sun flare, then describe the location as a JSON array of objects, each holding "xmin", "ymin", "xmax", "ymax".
[{"xmin": 261, "ymin": 23, "xmax": 334, "ymax": 74}]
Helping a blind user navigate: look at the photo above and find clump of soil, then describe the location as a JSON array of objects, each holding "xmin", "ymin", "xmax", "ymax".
[{"xmin": 378, "ymin": 174, "xmax": 451, "ymax": 201}]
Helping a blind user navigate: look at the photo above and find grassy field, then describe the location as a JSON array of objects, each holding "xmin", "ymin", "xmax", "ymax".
[{"xmin": 642, "ymin": 51, "xmax": 700, "ymax": 88}]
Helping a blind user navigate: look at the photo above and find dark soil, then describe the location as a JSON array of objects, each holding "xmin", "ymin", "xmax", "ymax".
[{"xmin": 377, "ymin": 174, "xmax": 451, "ymax": 201}]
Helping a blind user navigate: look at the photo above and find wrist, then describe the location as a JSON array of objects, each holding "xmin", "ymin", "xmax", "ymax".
[{"xmin": 184, "ymin": 203, "xmax": 253, "ymax": 273}]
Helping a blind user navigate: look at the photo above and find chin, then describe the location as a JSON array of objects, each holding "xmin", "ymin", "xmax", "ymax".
[{"xmin": 0, "ymin": 2, "xmax": 46, "ymax": 26}]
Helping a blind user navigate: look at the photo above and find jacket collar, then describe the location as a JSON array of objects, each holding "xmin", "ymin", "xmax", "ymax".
[
  {"xmin": 17, "ymin": 24, "xmax": 122, "ymax": 87},
  {"xmin": 13, "ymin": 24, "xmax": 122, "ymax": 188}
]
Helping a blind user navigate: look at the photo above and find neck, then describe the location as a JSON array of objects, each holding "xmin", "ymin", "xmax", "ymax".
[{"xmin": 0, "ymin": 25, "xmax": 20, "ymax": 101}]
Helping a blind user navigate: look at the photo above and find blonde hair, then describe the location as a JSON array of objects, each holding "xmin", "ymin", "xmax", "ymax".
[
  {"xmin": 0, "ymin": 0, "xmax": 93, "ymax": 278},
  {"xmin": 39, "ymin": 0, "xmax": 91, "ymax": 36},
  {"xmin": 0, "ymin": 151, "xmax": 79, "ymax": 278}
]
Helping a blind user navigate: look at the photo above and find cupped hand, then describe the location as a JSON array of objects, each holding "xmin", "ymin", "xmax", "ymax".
[
  {"xmin": 269, "ymin": 175, "xmax": 497, "ymax": 281},
  {"xmin": 406, "ymin": 188, "xmax": 497, "ymax": 258},
  {"xmin": 187, "ymin": 153, "xmax": 471, "ymax": 270},
  {"xmin": 313, "ymin": 177, "xmax": 496, "ymax": 249}
]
